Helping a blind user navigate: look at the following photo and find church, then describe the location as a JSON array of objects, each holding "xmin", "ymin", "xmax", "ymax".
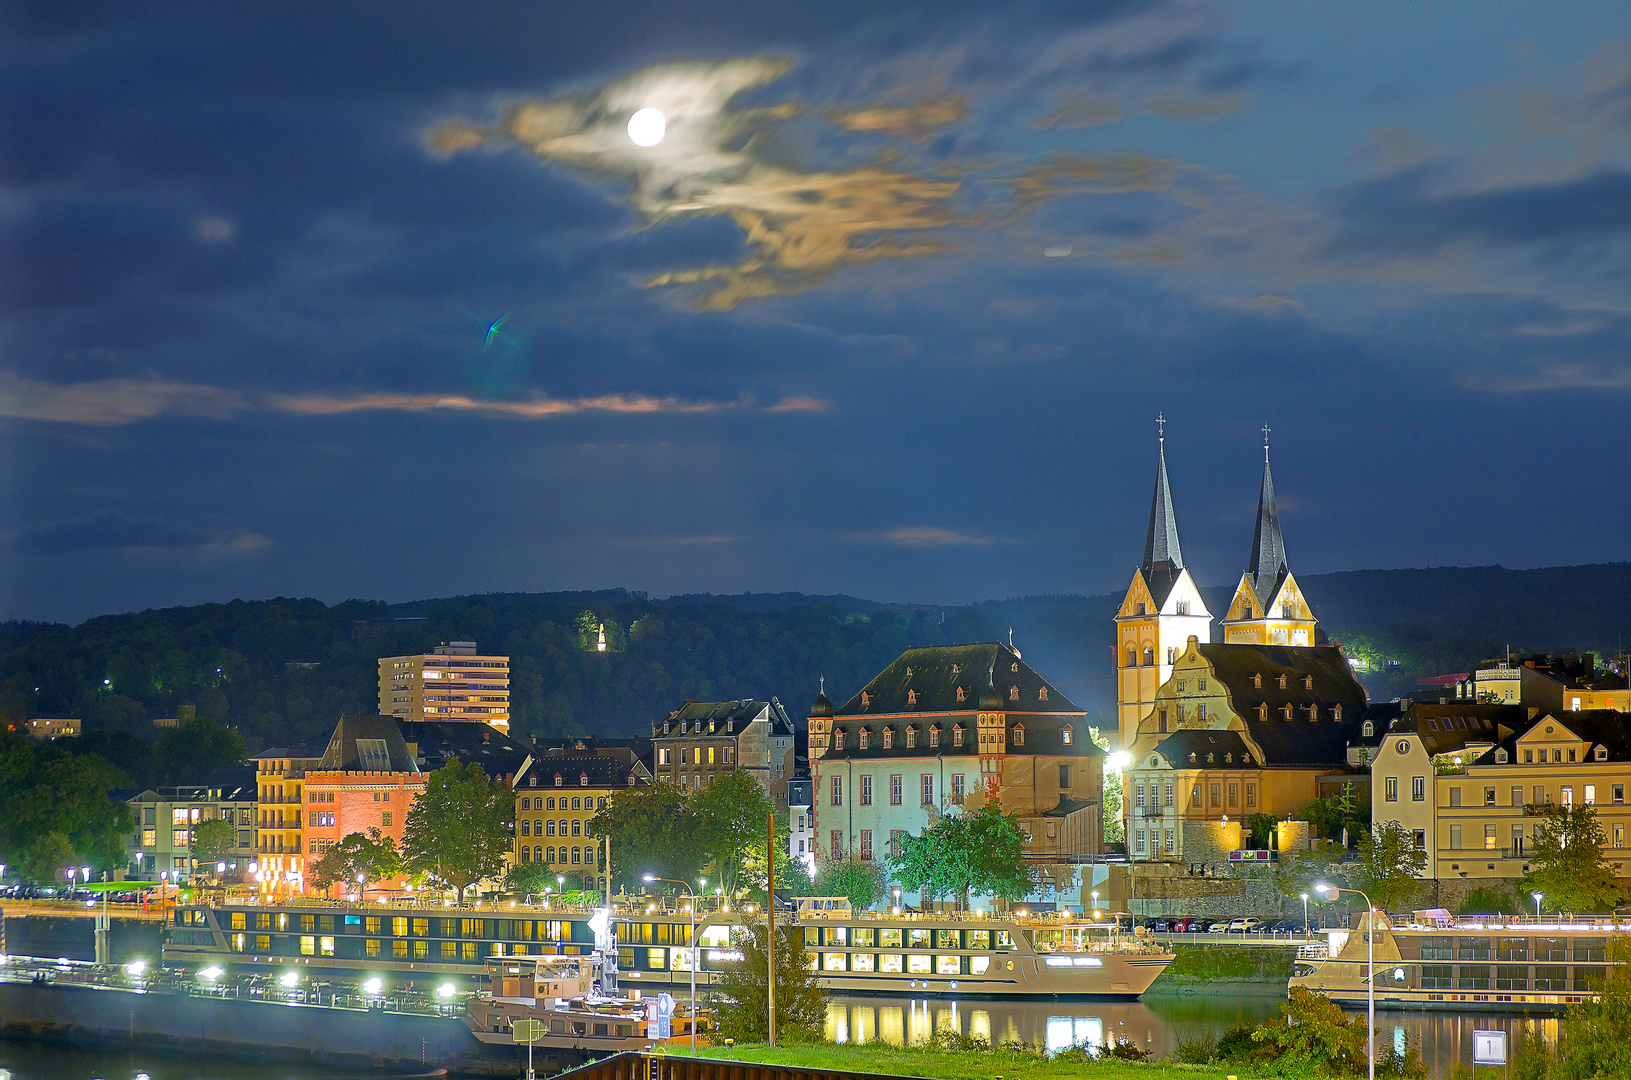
[{"xmin": 1114, "ymin": 421, "xmax": 1371, "ymax": 861}]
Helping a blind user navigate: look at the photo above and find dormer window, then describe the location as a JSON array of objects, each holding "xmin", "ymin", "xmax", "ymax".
[
  {"xmin": 956, "ymin": 686, "xmax": 966, "ymax": 702},
  {"xmin": 628, "ymin": 773, "xmax": 637, "ymax": 786},
  {"xmin": 1012, "ymin": 724, "xmax": 1025, "ymax": 747},
  {"xmin": 1225, "ymin": 753, "xmax": 1232, "ymax": 763},
  {"xmin": 708, "ymin": 721, "xmax": 715, "ymax": 734},
  {"xmin": 906, "ymin": 689, "xmax": 918, "ymax": 706},
  {"xmin": 1038, "ymin": 687, "xmax": 1049, "ymax": 702},
  {"xmin": 1009, "ymin": 685, "xmax": 1020, "ymax": 701},
  {"xmin": 905, "ymin": 727, "xmax": 917, "ymax": 749},
  {"xmin": 1257, "ymin": 703, "xmax": 1268, "ymax": 721},
  {"xmin": 1011, "ymin": 662, "xmax": 1019, "ymax": 673},
  {"xmin": 906, "ymin": 667, "xmax": 914, "ymax": 677},
  {"xmin": 554, "ymin": 774, "xmax": 563, "ymax": 787},
  {"xmin": 860, "ymin": 692, "xmax": 870, "ymax": 708},
  {"xmin": 1308, "ymin": 705, "xmax": 1319, "ymax": 721},
  {"xmin": 1206, "ymin": 753, "xmax": 1215, "ymax": 764},
  {"xmin": 952, "ymin": 663, "xmax": 961, "ymax": 675},
  {"xmin": 1362, "ymin": 720, "xmax": 1374, "ymax": 737},
  {"xmin": 529, "ymin": 775, "xmax": 538, "ymax": 787},
  {"xmin": 1278, "ymin": 675, "xmax": 1288, "ymax": 690},
  {"xmin": 953, "ymin": 725, "xmax": 963, "ymax": 746},
  {"xmin": 1189, "ymin": 752, "xmax": 1197, "ymax": 763},
  {"xmin": 1062, "ymin": 725, "xmax": 1073, "ymax": 745},
  {"xmin": 1596, "ymin": 745, "xmax": 1609, "ymax": 762},
  {"xmin": 1334, "ymin": 704, "xmax": 1343, "ymax": 722},
  {"xmin": 1283, "ymin": 704, "xmax": 1294, "ymax": 721},
  {"xmin": 881, "ymin": 728, "xmax": 892, "ymax": 749},
  {"xmin": 859, "ymin": 729, "xmax": 870, "ymax": 750},
  {"xmin": 1495, "ymin": 749, "xmax": 1508, "ymax": 764},
  {"xmin": 1304, "ymin": 675, "xmax": 1314, "ymax": 690},
  {"xmin": 579, "ymin": 773, "xmax": 589, "ymax": 786},
  {"xmin": 1253, "ymin": 673, "xmax": 1262, "ymax": 689},
  {"xmin": 929, "ymin": 726, "xmax": 940, "ymax": 748},
  {"xmin": 1243, "ymin": 755, "xmax": 1252, "ymax": 765}
]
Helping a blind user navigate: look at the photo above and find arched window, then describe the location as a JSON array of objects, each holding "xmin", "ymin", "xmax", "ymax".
[
  {"xmin": 546, "ymin": 846, "xmax": 555, "ymax": 863},
  {"xmin": 522, "ymin": 846, "xmax": 532, "ymax": 863},
  {"xmin": 1143, "ymin": 647, "xmax": 1155, "ymax": 666},
  {"xmin": 1362, "ymin": 720, "xmax": 1374, "ymax": 737},
  {"xmin": 1062, "ymin": 725, "xmax": 1073, "ymax": 745},
  {"xmin": 580, "ymin": 774, "xmax": 589, "ymax": 786},
  {"xmin": 1127, "ymin": 648, "xmax": 1138, "ymax": 667}
]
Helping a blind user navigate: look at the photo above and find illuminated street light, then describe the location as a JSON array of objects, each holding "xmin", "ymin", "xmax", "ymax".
[
  {"xmin": 1317, "ymin": 882, "xmax": 1376, "ymax": 1080},
  {"xmin": 1533, "ymin": 892, "xmax": 1543, "ymax": 919}
]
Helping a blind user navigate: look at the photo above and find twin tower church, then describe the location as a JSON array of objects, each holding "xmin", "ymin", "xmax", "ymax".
[{"xmin": 1113, "ymin": 424, "xmax": 1376, "ymax": 863}]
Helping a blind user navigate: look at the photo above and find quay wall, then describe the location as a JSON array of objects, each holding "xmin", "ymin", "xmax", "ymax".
[
  {"xmin": 1, "ymin": 914, "xmax": 162, "ymax": 964},
  {"xmin": 0, "ymin": 981, "xmax": 561, "ymax": 1076}
]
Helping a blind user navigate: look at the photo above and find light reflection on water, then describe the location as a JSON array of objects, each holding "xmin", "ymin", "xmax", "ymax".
[{"xmin": 826, "ymin": 995, "xmax": 1562, "ymax": 1078}]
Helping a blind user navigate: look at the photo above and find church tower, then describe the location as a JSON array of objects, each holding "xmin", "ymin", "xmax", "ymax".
[
  {"xmin": 1221, "ymin": 426, "xmax": 1317, "ymax": 645},
  {"xmin": 1115, "ymin": 419, "xmax": 1212, "ymax": 757}
]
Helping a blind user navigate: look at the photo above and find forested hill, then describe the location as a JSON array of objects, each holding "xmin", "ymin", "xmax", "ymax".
[{"xmin": 1, "ymin": 563, "xmax": 1626, "ymax": 752}]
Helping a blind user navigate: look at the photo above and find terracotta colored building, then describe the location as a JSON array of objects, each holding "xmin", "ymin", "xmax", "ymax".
[{"xmin": 302, "ymin": 714, "xmax": 424, "ymax": 897}]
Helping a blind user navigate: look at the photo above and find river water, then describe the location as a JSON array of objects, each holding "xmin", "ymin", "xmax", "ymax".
[{"xmin": 824, "ymin": 994, "xmax": 1558, "ymax": 1078}]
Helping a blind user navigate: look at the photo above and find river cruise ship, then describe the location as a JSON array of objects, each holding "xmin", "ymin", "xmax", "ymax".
[
  {"xmin": 161, "ymin": 895, "xmax": 1172, "ymax": 1000},
  {"xmin": 1289, "ymin": 908, "xmax": 1626, "ymax": 1013}
]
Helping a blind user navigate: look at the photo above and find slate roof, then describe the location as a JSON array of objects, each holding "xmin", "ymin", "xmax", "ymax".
[
  {"xmin": 1194, "ymin": 643, "xmax": 1369, "ymax": 768},
  {"xmin": 316, "ymin": 714, "xmax": 420, "ymax": 773},
  {"xmin": 833, "ymin": 643, "xmax": 1081, "ymax": 717},
  {"xmin": 1141, "ymin": 561, "xmax": 1186, "ymax": 612},
  {"xmin": 1152, "ymin": 728, "xmax": 1258, "ymax": 768},
  {"xmin": 1472, "ymin": 709, "xmax": 1631, "ymax": 765},
  {"xmin": 1143, "ymin": 436, "xmax": 1184, "ymax": 573},
  {"xmin": 515, "ymin": 753, "xmax": 640, "ymax": 789},
  {"xmin": 395, "ymin": 720, "xmax": 530, "ymax": 777},
  {"xmin": 658, "ymin": 699, "xmax": 796, "ymax": 738},
  {"xmin": 1387, "ymin": 702, "xmax": 1523, "ymax": 756},
  {"xmin": 1244, "ymin": 452, "xmax": 1290, "ymax": 610},
  {"xmin": 1041, "ymin": 796, "xmax": 1101, "ymax": 818},
  {"xmin": 823, "ymin": 712, "xmax": 1097, "ymax": 761}
]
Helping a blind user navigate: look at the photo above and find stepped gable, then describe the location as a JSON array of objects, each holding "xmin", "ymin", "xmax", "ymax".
[
  {"xmin": 318, "ymin": 713, "xmax": 419, "ymax": 773},
  {"xmin": 833, "ymin": 642, "xmax": 1081, "ymax": 716}
]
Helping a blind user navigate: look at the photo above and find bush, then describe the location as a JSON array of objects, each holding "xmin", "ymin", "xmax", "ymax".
[
  {"xmin": 1251, "ymin": 986, "xmax": 1369, "ymax": 1076},
  {"xmin": 1171, "ymin": 1023, "xmax": 1218, "ymax": 1064},
  {"xmin": 1374, "ymin": 1037, "xmax": 1430, "ymax": 1079},
  {"xmin": 1216, "ymin": 1021, "xmax": 1265, "ymax": 1063},
  {"xmin": 1457, "ymin": 885, "xmax": 1518, "ymax": 915},
  {"xmin": 1102, "ymin": 1038, "xmax": 1149, "ymax": 1061},
  {"xmin": 1512, "ymin": 1025, "xmax": 1550, "ymax": 1080}
]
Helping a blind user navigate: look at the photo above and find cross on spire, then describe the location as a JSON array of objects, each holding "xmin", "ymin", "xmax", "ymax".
[
  {"xmin": 1156, "ymin": 413, "xmax": 1166, "ymax": 441},
  {"xmin": 1261, "ymin": 421, "xmax": 1271, "ymax": 461}
]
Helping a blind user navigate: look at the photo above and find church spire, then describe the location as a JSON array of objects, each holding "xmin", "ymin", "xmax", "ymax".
[
  {"xmin": 1143, "ymin": 414, "xmax": 1183, "ymax": 571},
  {"xmin": 1246, "ymin": 423, "xmax": 1288, "ymax": 606}
]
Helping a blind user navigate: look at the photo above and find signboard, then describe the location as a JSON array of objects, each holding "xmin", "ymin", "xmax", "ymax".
[
  {"xmin": 1473, "ymin": 1030, "xmax": 1507, "ymax": 1066},
  {"xmin": 511, "ymin": 1018, "xmax": 544, "ymax": 1043},
  {"xmin": 646, "ymin": 992, "xmax": 676, "ymax": 1039},
  {"xmin": 1227, "ymin": 849, "xmax": 1279, "ymax": 863}
]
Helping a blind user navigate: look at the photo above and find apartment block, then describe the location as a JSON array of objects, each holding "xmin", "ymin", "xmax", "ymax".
[{"xmin": 379, "ymin": 640, "xmax": 510, "ymax": 730}]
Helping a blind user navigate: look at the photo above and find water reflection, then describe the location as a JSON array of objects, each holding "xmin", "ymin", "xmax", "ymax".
[{"xmin": 827, "ymin": 995, "xmax": 1562, "ymax": 1078}]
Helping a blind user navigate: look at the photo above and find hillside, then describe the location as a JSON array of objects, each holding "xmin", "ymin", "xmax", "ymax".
[{"xmin": 1, "ymin": 563, "xmax": 1626, "ymax": 751}]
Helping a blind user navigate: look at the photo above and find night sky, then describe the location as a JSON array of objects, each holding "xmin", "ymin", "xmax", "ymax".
[{"xmin": 4, "ymin": 2, "xmax": 1630, "ymax": 624}]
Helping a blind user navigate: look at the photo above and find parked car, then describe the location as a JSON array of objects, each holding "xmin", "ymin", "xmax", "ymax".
[
  {"xmin": 1227, "ymin": 917, "xmax": 1262, "ymax": 933},
  {"xmin": 1188, "ymin": 918, "xmax": 1214, "ymax": 932},
  {"xmin": 1152, "ymin": 918, "xmax": 1171, "ymax": 932},
  {"xmin": 1171, "ymin": 918, "xmax": 1193, "ymax": 932},
  {"xmin": 1208, "ymin": 920, "xmax": 1230, "ymax": 933}
]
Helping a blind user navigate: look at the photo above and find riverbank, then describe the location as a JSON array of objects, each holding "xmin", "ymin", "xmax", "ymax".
[
  {"xmin": 670, "ymin": 1041, "xmax": 1283, "ymax": 1080},
  {"xmin": 1143, "ymin": 946, "xmax": 1292, "ymax": 996}
]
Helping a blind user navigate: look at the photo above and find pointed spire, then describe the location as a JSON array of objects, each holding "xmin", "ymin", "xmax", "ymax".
[
  {"xmin": 1143, "ymin": 414, "xmax": 1183, "ymax": 571},
  {"xmin": 1247, "ymin": 424, "xmax": 1289, "ymax": 607}
]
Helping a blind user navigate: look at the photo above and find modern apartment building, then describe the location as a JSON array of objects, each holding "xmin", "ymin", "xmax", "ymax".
[
  {"xmin": 378, "ymin": 641, "xmax": 510, "ymax": 731},
  {"xmin": 250, "ymin": 742, "xmax": 324, "ymax": 887},
  {"xmin": 122, "ymin": 767, "xmax": 258, "ymax": 882}
]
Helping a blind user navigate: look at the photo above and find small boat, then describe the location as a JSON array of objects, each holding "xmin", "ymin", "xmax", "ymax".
[{"xmin": 465, "ymin": 954, "xmax": 693, "ymax": 1052}]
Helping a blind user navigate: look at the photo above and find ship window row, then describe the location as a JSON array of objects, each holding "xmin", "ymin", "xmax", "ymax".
[
  {"xmin": 802, "ymin": 926, "xmax": 1014, "ymax": 950},
  {"xmin": 205, "ymin": 910, "xmax": 586, "ymax": 942},
  {"xmin": 223, "ymin": 933, "xmax": 589, "ymax": 962},
  {"xmin": 1415, "ymin": 965, "xmax": 1605, "ymax": 993},
  {"xmin": 1401, "ymin": 936, "xmax": 1604, "ymax": 963},
  {"xmin": 817, "ymin": 952, "xmax": 993, "ymax": 975}
]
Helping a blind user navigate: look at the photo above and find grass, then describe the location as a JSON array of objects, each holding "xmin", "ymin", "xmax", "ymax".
[
  {"xmin": 667, "ymin": 1040, "xmax": 1283, "ymax": 1080},
  {"xmin": 1156, "ymin": 946, "xmax": 1293, "ymax": 982}
]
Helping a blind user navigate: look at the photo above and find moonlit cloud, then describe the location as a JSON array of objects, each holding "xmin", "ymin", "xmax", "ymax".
[
  {"xmin": 0, "ymin": 373, "xmax": 245, "ymax": 425},
  {"xmin": 266, "ymin": 391, "xmax": 744, "ymax": 418},
  {"xmin": 844, "ymin": 527, "xmax": 1003, "ymax": 547}
]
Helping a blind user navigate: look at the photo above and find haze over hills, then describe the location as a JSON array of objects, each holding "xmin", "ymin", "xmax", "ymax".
[{"xmin": 1, "ymin": 563, "xmax": 1626, "ymax": 754}]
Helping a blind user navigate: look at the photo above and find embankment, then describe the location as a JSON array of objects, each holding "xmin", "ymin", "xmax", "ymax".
[{"xmin": 1143, "ymin": 945, "xmax": 1292, "ymax": 997}]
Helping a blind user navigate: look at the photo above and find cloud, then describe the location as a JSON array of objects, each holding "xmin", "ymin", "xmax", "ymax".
[
  {"xmin": 1034, "ymin": 98, "xmax": 1124, "ymax": 129},
  {"xmin": 613, "ymin": 535, "xmax": 743, "ymax": 546},
  {"xmin": 1144, "ymin": 92, "xmax": 1251, "ymax": 120},
  {"xmin": 844, "ymin": 527, "xmax": 1001, "ymax": 547},
  {"xmin": 0, "ymin": 373, "xmax": 827, "ymax": 425},
  {"xmin": 431, "ymin": 59, "xmax": 966, "ymax": 309},
  {"xmin": 1469, "ymin": 364, "xmax": 1631, "ymax": 393},
  {"xmin": 1004, "ymin": 153, "xmax": 1177, "ymax": 218},
  {"xmin": 0, "ymin": 373, "xmax": 244, "ymax": 425},
  {"xmin": 1214, "ymin": 294, "xmax": 1305, "ymax": 313},
  {"xmin": 829, "ymin": 96, "xmax": 966, "ymax": 138},
  {"xmin": 9, "ymin": 514, "xmax": 270, "ymax": 555}
]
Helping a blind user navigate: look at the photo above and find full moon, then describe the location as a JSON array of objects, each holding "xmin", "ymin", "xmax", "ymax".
[{"xmin": 627, "ymin": 107, "xmax": 666, "ymax": 147}]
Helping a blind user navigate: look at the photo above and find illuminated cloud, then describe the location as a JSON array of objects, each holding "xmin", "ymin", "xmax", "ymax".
[
  {"xmin": 1035, "ymin": 98, "xmax": 1124, "ymax": 129},
  {"xmin": 1005, "ymin": 152, "xmax": 1177, "ymax": 217},
  {"xmin": 829, "ymin": 96, "xmax": 966, "ymax": 138},
  {"xmin": 0, "ymin": 373, "xmax": 244, "ymax": 425},
  {"xmin": 845, "ymin": 527, "xmax": 1001, "ymax": 547},
  {"xmin": 430, "ymin": 59, "xmax": 965, "ymax": 309},
  {"xmin": 265, "ymin": 391, "xmax": 742, "ymax": 418}
]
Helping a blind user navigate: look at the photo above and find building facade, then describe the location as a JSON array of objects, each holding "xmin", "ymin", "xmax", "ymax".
[
  {"xmin": 250, "ymin": 743, "xmax": 323, "ymax": 887},
  {"xmin": 302, "ymin": 715, "xmax": 424, "ymax": 897},
  {"xmin": 124, "ymin": 767, "xmax": 258, "ymax": 882},
  {"xmin": 378, "ymin": 641, "xmax": 510, "ymax": 730},
  {"xmin": 27, "ymin": 718, "xmax": 81, "ymax": 739},
  {"xmin": 513, "ymin": 755, "xmax": 642, "ymax": 889},
  {"xmin": 651, "ymin": 698, "xmax": 797, "ymax": 807},
  {"xmin": 809, "ymin": 643, "xmax": 1102, "ymax": 895},
  {"xmin": 1124, "ymin": 637, "xmax": 1368, "ymax": 864}
]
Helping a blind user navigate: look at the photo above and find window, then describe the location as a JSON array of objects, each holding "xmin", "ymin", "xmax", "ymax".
[
  {"xmin": 1484, "ymin": 787, "xmax": 1496, "ymax": 807},
  {"xmin": 1158, "ymin": 709, "xmax": 1168, "ymax": 733},
  {"xmin": 1012, "ymin": 725, "xmax": 1024, "ymax": 747},
  {"xmin": 1385, "ymin": 777, "xmax": 1398, "ymax": 802},
  {"xmin": 1062, "ymin": 725, "xmax": 1072, "ymax": 745},
  {"xmin": 1059, "ymin": 764, "xmax": 1071, "ymax": 789},
  {"xmin": 928, "ymin": 726, "xmax": 939, "ymax": 747},
  {"xmin": 1449, "ymin": 825, "xmax": 1462, "ymax": 850},
  {"xmin": 858, "ymin": 830, "xmax": 874, "ymax": 860},
  {"xmin": 1413, "ymin": 830, "xmax": 1426, "ymax": 849},
  {"xmin": 1563, "ymin": 786, "xmax": 1574, "ymax": 806},
  {"xmin": 1135, "ymin": 784, "xmax": 1146, "ymax": 808},
  {"xmin": 890, "ymin": 830, "xmax": 906, "ymax": 859},
  {"xmin": 142, "ymin": 829, "xmax": 157, "ymax": 847},
  {"xmin": 1227, "ymin": 784, "xmax": 1238, "ymax": 808},
  {"xmin": 951, "ymin": 774, "xmax": 964, "ymax": 803},
  {"xmin": 831, "ymin": 777, "xmax": 842, "ymax": 806},
  {"xmin": 905, "ymin": 727, "xmax": 916, "ymax": 749},
  {"xmin": 921, "ymin": 774, "xmax": 934, "ymax": 805},
  {"xmin": 1191, "ymin": 785, "xmax": 1201, "ymax": 807},
  {"xmin": 1135, "ymin": 830, "xmax": 1146, "ymax": 853},
  {"xmin": 381, "ymin": 811, "xmax": 392, "ymax": 826},
  {"xmin": 1245, "ymin": 784, "xmax": 1256, "ymax": 807},
  {"xmin": 1165, "ymin": 784, "xmax": 1174, "ymax": 807},
  {"xmin": 831, "ymin": 831, "xmax": 843, "ymax": 861},
  {"xmin": 1616, "ymin": 785, "xmax": 1626, "ymax": 805},
  {"xmin": 1586, "ymin": 784, "xmax": 1597, "ymax": 805},
  {"xmin": 1449, "ymin": 786, "xmax": 1461, "ymax": 808},
  {"xmin": 1535, "ymin": 785, "xmax": 1546, "ymax": 805},
  {"xmin": 860, "ymin": 775, "xmax": 872, "ymax": 806},
  {"xmin": 1525, "ymin": 749, "xmax": 1534, "ymax": 763},
  {"xmin": 859, "ymin": 729, "xmax": 869, "ymax": 750},
  {"xmin": 1412, "ymin": 776, "xmax": 1425, "ymax": 801},
  {"xmin": 1210, "ymin": 783, "xmax": 1221, "ymax": 808},
  {"xmin": 1484, "ymin": 824, "xmax": 1497, "ymax": 850},
  {"xmin": 1512, "ymin": 826, "xmax": 1524, "ymax": 855},
  {"xmin": 952, "ymin": 725, "xmax": 963, "ymax": 746}
]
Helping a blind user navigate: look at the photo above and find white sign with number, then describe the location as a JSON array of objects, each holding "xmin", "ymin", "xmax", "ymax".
[{"xmin": 1473, "ymin": 1029, "xmax": 1507, "ymax": 1066}]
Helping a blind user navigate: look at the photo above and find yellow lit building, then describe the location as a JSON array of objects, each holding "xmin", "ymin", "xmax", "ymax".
[
  {"xmin": 250, "ymin": 742, "xmax": 323, "ymax": 888},
  {"xmin": 513, "ymin": 756, "xmax": 643, "ymax": 891},
  {"xmin": 379, "ymin": 640, "xmax": 510, "ymax": 731}
]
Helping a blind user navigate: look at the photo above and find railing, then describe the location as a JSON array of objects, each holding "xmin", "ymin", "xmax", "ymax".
[{"xmin": 1296, "ymin": 943, "xmax": 1330, "ymax": 959}]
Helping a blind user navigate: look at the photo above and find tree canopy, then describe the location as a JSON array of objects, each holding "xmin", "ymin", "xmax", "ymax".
[
  {"xmin": 593, "ymin": 772, "xmax": 780, "ymax": 898},
  {"xmin": 401, "ymin": 760, "xmax": 513, "ymax": 902},
  {"xmin": 714, "ymin": 921, "xmax": 829, "ymax": 1044},
  {"xmin": 309, "ymin": 828, "xmax": 405, "ymax": 895},
  {"xmin": 1522, "ymin": 804, "xmax": 1622, "ymax": 912},
  {"xmin": 0, "ymin": 731, "xmax": 132, "ymax": 880},
  {"xmin": 812, "ymin": 855, "xmax": 885, "ymax": 910},
  {"xmin": 193, "ymin": 818, "xmax": 237, "ymax": 870},
  {"xmin": 892, "ymin": 803, "xmax": 1035, "ymax": 908},
  {"xmin": 1352, "ymin": 820, "xmax": 1428, "ymax": 911}
]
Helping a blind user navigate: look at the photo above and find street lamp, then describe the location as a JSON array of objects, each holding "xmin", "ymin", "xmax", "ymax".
[
  {"xmin": 1533, "ymin": 892, "xmax": 1543, "ymax": 920},
  {"xmin": 893, "ymin": 886, "xmax": 902, "ymax": 914},
  {"xmin": 1316, "ymin": 882, "xmax": 1376, "ymax": 1080},
  {"xmin": 1300, "ymin": 892, "xmax": 1310, "ymax": 940},
  {"xmin": 646, "ymin": 874, "xmax": 701, "ymax": 1047}
]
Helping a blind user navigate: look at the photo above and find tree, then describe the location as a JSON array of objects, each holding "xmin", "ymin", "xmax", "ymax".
[
  {"xmin": 401, "ymin": 761, "xmax": 512, "ymax": 903},
  {"xmin": 1089, "ymin": 726, "xmax": 1124, "ymax": 844},
  {"xmin": 893, "ymin": 803, "xmax": 1036, "ymax": 908},
  {"xmin": 1247, "ymin": 812, "xmax": 1278, "ymax": 850},
  {"xmin": 153, "ymin": 717, "xmax": 247, "ymax": 785},
  {"xmin": 1555, "ymin": 936, "xmax": 1631, "ymax": 1079},
  {"xmin": 1352, "ymin": 821, "xmax": 1427, "ymax": 911},
  {"xmin": 1250, "ymin": 985, "xmax": 1369, "ymax": 1077},
  {"xmin": 741, "ymin": 811, "xmax": 813, "ymax": 906},
  {"xmin": 0, "ymin": 731, "xmax": 132, "ymax": 875},
  {"xmin": 309, "ymin": 828, "xmax": 404, "ymax": 895},
  {"xmin": 590, "ymin": 782, "xmax": 701, "ymax": 889},
  {"xmin": 812, "ymin": 855, "xmax": 884, "ymax": 909},
  {"xmin": 20, "ymin": 831, "xmax": 77, "ymax": 886},
  {"xmin": 714, "ymin": 921, "xmax": 828, "ymax": 1044},
  {"xmin": 506, "ymin": 862, "xmax": 556, "ymax": 899},
  {"xmin": 690, "ymin": 769, "xmax": 773, "ymax": 899},
  {"xmin": 1522, "ymin": 804, "xmax": 1621, "ymax": 912},
  {"xmin": 193, "ymin": 818, "xmax": 237, "ymax": 873}
]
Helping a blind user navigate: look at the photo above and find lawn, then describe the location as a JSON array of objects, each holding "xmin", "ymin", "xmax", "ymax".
[{"xmin": 667, "ymin": 1041, "xmax": 1281, "ymax": 1080}]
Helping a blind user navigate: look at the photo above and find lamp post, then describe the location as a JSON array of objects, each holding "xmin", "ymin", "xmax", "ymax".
[
  {"xmin": 1533, "ymin": 892, "xmax": 1543, "ymax": 920},
  {"xmin": 1300, "ymin": 892, "xmax": 1310, "ymax": 940},
  {"xmin": 1316, "ymin": 882, "xmax": 1376, "ymax": 1080},
  {"xmin": 646, "ymin": 874, "xmax": 701, "ymax": 1047}
]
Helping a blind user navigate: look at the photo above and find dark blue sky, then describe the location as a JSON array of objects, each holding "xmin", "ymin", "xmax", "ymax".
[{"xmin": 4, "ymin": 1, "xmax": 1630, "ymax": 623}]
